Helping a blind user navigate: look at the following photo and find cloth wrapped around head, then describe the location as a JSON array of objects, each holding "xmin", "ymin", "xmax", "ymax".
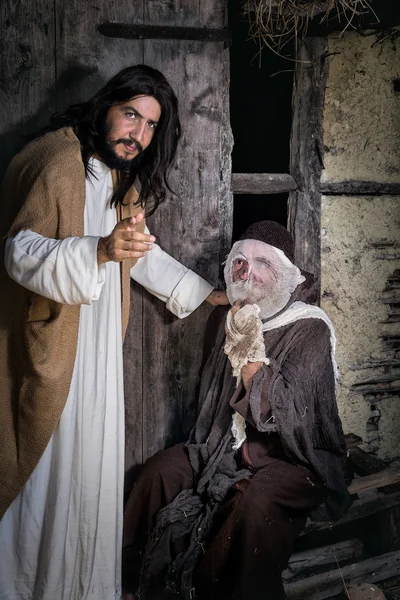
[{"xmin": 223, "ymin": 221, "xmax": 305, "ymax": 381}]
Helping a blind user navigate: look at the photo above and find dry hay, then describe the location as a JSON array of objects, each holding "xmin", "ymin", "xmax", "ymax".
[{"xmin": 243, "ymin": 0, "xmax": 375, "ymax": 59}]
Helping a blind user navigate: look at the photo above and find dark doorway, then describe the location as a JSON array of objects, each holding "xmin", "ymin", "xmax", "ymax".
[{"xmin": 229, "ymin": 1, "xmax": 294, "ymax": 241}]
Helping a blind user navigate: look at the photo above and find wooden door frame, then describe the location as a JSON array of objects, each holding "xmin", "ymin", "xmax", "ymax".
[{"xmin": 288, "ymin": 37, "xmax": 330, "ymax": 303}]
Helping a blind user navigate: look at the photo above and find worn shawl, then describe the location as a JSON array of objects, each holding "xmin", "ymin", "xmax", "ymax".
[
  {"xmin": 0, "ymin": 127, "xmax": 144, "ymax": 518},
  {"xmin": 138, "ymin": 304, "xmax": 350, "ymax": 599}
]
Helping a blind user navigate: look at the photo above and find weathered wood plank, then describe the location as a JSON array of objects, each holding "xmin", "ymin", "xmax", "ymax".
[
  {"xmin": 54, "ymin": 0, "xmax": 145, "ymax": 474},
  {"xmin": 283, "ymin": 539, "xmax": 363, "ymax": 582},
  {"xmin": 348, "ymin": 468, "xmax": 400, "ymax": 496},
  {"xmin": 219, "ymin": 48, "xmax": 234, "ymax": 282},
  {"xmin": 345, "ymin": 433, "xmax": 363, "ymax": 450},
  {"xmin": 303, "ymin": 490, "xmax": 400, "ymax": 535},
  {"xmin": 141, "ymin": 0, "xmax": 230, "ymax": 460},
  {"xmin": 0, "ymin": 0, "xmax": 56, "ymax": 181},
  {"xmin": 320, "ymin": 181, "xmax": 400, "ymax": 196},
  {"xmin": 54, "ymin": 0, "xmax": 144, "ymax": 108},
  {"xmin": 348, "ymin": 447, "xmax": 388, "ymax": 475},
  {"xmin": 232, "ymin": 173, "xmax": 297, "ymax": 194},
  {"xmin": 348, "ymin": 446, "xmax": 400, "ymax": 494},
  {"xmin": 144, "ymin": 0, "xmax": 226, "ymax": 27},
  {"xmin": 284, "ymin": 549, "xmax": 400, "ymax": 600},
  {"xmin": 288, "ymin": 38, "xmax": 329, "ymax": 301}
]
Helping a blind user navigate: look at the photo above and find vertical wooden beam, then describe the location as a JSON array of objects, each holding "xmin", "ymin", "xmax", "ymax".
[
  {"xmin": 0, "ymin": 0, "xmax": 56, "ymax": 182},
  {"xmin": 288, "ymin": 37, "xmax": 329, "ymax": 300},
  {"xmin": 219, "ymin": 46, "xmax": 234, "ymax": 278},
  {"xmin": 141, "ymin": 0, "xmax": 231, "ymax": 461}
]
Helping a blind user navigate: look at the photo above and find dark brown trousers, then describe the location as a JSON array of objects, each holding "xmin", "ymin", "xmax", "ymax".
[{"xmin": 123, "ymin": 444, "xmax": 325, "ymax": 600}]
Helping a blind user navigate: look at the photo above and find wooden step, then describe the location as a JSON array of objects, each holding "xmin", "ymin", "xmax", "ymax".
[
  {"xmin": 303, "ymin": 490, "xmax": 400, "ymax": 535},
  {"xmin": 284, "ymin": 549, "xmax": 400, "ymax": 600},
  {"xmin": 283, "ymin": 539, "xmax": 363, "ymax": 582},
  {"xmin": 348, "ymin": 467, "xmax": 400, "ymax": 496}
]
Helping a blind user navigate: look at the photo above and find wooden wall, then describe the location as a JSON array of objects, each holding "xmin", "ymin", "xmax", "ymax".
[{"xmin": 0, "ymin": 0, "xmax": 232, "ymax": 487}]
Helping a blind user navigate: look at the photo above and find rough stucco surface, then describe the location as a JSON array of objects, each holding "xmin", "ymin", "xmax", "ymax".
[
  {"xmin": 321, "ymin": 196, "xmax": 400, "ymax": 461},
  {"xmin": 322, "ymin": 32, "xmax": 400, "ymax": 183}
]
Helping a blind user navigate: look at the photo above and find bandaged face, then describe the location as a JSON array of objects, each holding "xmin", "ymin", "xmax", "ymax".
[{"xmin": 224, "ymin": 239, "xmax": 305, "ymax": 319}]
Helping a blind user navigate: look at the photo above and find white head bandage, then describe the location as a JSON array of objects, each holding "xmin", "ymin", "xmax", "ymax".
[{"xmin": 224, "ymin": 239, "xmax": 305, "ymax": 320}]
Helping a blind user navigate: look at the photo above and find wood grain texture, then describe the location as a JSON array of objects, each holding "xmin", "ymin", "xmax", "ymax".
[
  {"xmin": 283, "ymin": 539, "xmax": 363, "ymax": 581},
  {"xmin": 348, "ymin": 468, "xmax": 400, "ymax": 495},
  {"xmin": 284, "ymin": 549, "xmax": 400, "ymax": 600},
  {"xmin": 232, "ymin": 173, "xmax": 297, "ymax": 194},
  {"xmin": 140, "ymin": 0, "xmax": 230, "ymax": 461},
  {"xmin": 0, "ymin": 0, "xmax": 56, "ymax": 181},
  {"xmin": 288, "ymin": 37, "xmax": 329, "ymax": 301},
  {"xmin": 97, "ymin": 23, "xmax": 232, "ymax": 44},
  {"xmin": 54, "ymin": 0, "xmax": 144, "ymax": 109},
  {"xmin": 348, "ymin": 446, "xmax": 400, "ymax": 494},
  {"xmin": 1, "ymin": 0, "xmax": 232, "ymax": 479},
  {"xmin": 303, "ymin": 490, "xmax": 400, "ymax": 535},
  {"xmin": 320, "ymin": 181, "xmax": 400, "ymax": 196}
]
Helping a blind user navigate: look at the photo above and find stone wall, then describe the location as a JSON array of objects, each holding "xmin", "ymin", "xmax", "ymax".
[{"xmin": 320, "ymin": 31, "xmax": 400, "ymax": 461}]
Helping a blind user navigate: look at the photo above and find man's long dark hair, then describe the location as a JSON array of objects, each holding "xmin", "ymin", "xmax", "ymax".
[{"xmin": 40, "ymin": 65, "xmax": 181, "ymax": 215}]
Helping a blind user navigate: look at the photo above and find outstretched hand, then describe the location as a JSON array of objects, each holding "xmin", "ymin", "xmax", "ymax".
[
  {"xmin": 97, "ymin": 213, "xmax": 155, "ymax": 265},
  {"xmin": 206, "ymin": 290, "xmax": 229, "ymax": 306}
]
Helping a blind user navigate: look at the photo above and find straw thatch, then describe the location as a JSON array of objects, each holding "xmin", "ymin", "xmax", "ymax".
[{"xmin": 243, "ymin": 0, "xmax": 374, "ymax": 58}]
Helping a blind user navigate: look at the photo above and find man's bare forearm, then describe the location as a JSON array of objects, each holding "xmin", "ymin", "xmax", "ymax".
[{"xmin": 241, "ymin": 361, "xmax": 264, "ymax": 390}]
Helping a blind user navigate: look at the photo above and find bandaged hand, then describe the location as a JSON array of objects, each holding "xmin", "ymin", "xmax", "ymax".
[{"xmin": 224, "ymin": 302, "xmax": 269, "ymax": 382}]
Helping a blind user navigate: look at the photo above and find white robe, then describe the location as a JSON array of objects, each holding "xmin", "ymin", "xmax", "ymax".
[{"xmin": 0, "ymin": 158, "xmax": 212, "ymax": 600}]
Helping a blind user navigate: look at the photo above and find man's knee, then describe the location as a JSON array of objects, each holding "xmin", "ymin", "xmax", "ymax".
[
  {"xmin": 231, "ymin": 477, "xmax": 303, "ymax": 567},
  {"xmin": 135, "ymin": 443, "xmax": 193, "ymax": 493},
  {"xmin": 235, "ymin": 479, "xmax": 283, "ymax": 526}
]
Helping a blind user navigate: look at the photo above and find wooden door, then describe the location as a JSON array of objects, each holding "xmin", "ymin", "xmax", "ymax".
[{"xmin": 0, "ymin": 0, "xmax": 232, "ymax": 486}]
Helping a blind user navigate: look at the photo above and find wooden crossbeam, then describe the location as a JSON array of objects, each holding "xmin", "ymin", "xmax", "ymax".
[
  {"xmin": 320, "ymin": 181, "xmax": 400, "ymax": 196},
  {"xmin": 231, "ymin": 173, "xmax": 297, "ymax": 195}
]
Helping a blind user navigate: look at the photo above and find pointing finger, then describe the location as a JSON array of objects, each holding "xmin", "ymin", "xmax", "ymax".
[{"xmin": 120, "ymin": 231, "xmax": 155, "ymax": 243}]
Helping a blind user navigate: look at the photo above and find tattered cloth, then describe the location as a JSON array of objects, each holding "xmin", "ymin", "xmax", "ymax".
[
  {"xmin": 0, "ymin": 127, "xmax": 144, "ymax": 518},
  {"xmin": 137, "ymin": 303, "xmax": 350, "ymax": 599}
]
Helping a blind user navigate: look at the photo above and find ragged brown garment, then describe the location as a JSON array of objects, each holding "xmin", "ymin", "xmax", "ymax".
[
  {"xmin": 123, "ymin": 296, "xmax": 350, "ymax": 599},
  {"xmin": 0, "ymin": 127, "xmax": 144, "ymax": 518},
  {"xmin": 123, "ymin": 443, "xmax": 325, "ymax": 600}
]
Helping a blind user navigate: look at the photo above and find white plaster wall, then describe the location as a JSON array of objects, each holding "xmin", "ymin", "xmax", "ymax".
[
  {"xmin": 321, "ymin": 196, "xmax": 400, "ymax": 461},
  {"xmin": 322, "ymin": 31, "xmax": 400, "ymax": 183}
]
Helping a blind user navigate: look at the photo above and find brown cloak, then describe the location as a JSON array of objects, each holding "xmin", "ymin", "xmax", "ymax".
[
  {"xmin": 136, "ymin": 305, "xmax": 350, "ymax": 599},
  {"xmin": 0, "ymin": 127, "xmax": 144, "ymax": 518}
]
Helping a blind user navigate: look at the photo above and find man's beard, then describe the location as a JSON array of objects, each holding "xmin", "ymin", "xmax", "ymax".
[
  {"xmin": 96, "ymin": 120, "xmax": 144, "ymax": 172},
  {"xmin": 226, "ymin": 279, "xmax": 291, "ymax": 320}
]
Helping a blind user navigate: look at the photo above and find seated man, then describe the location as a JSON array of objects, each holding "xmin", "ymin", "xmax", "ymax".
[{"xmin": 123, "ymin": 220, "xmax": 351, "ymax": 600}]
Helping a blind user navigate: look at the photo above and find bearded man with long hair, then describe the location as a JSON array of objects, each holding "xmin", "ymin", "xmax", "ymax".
[{"xmin": 0, "ymin": 64, "xmax": 226, "ymax": 600}]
